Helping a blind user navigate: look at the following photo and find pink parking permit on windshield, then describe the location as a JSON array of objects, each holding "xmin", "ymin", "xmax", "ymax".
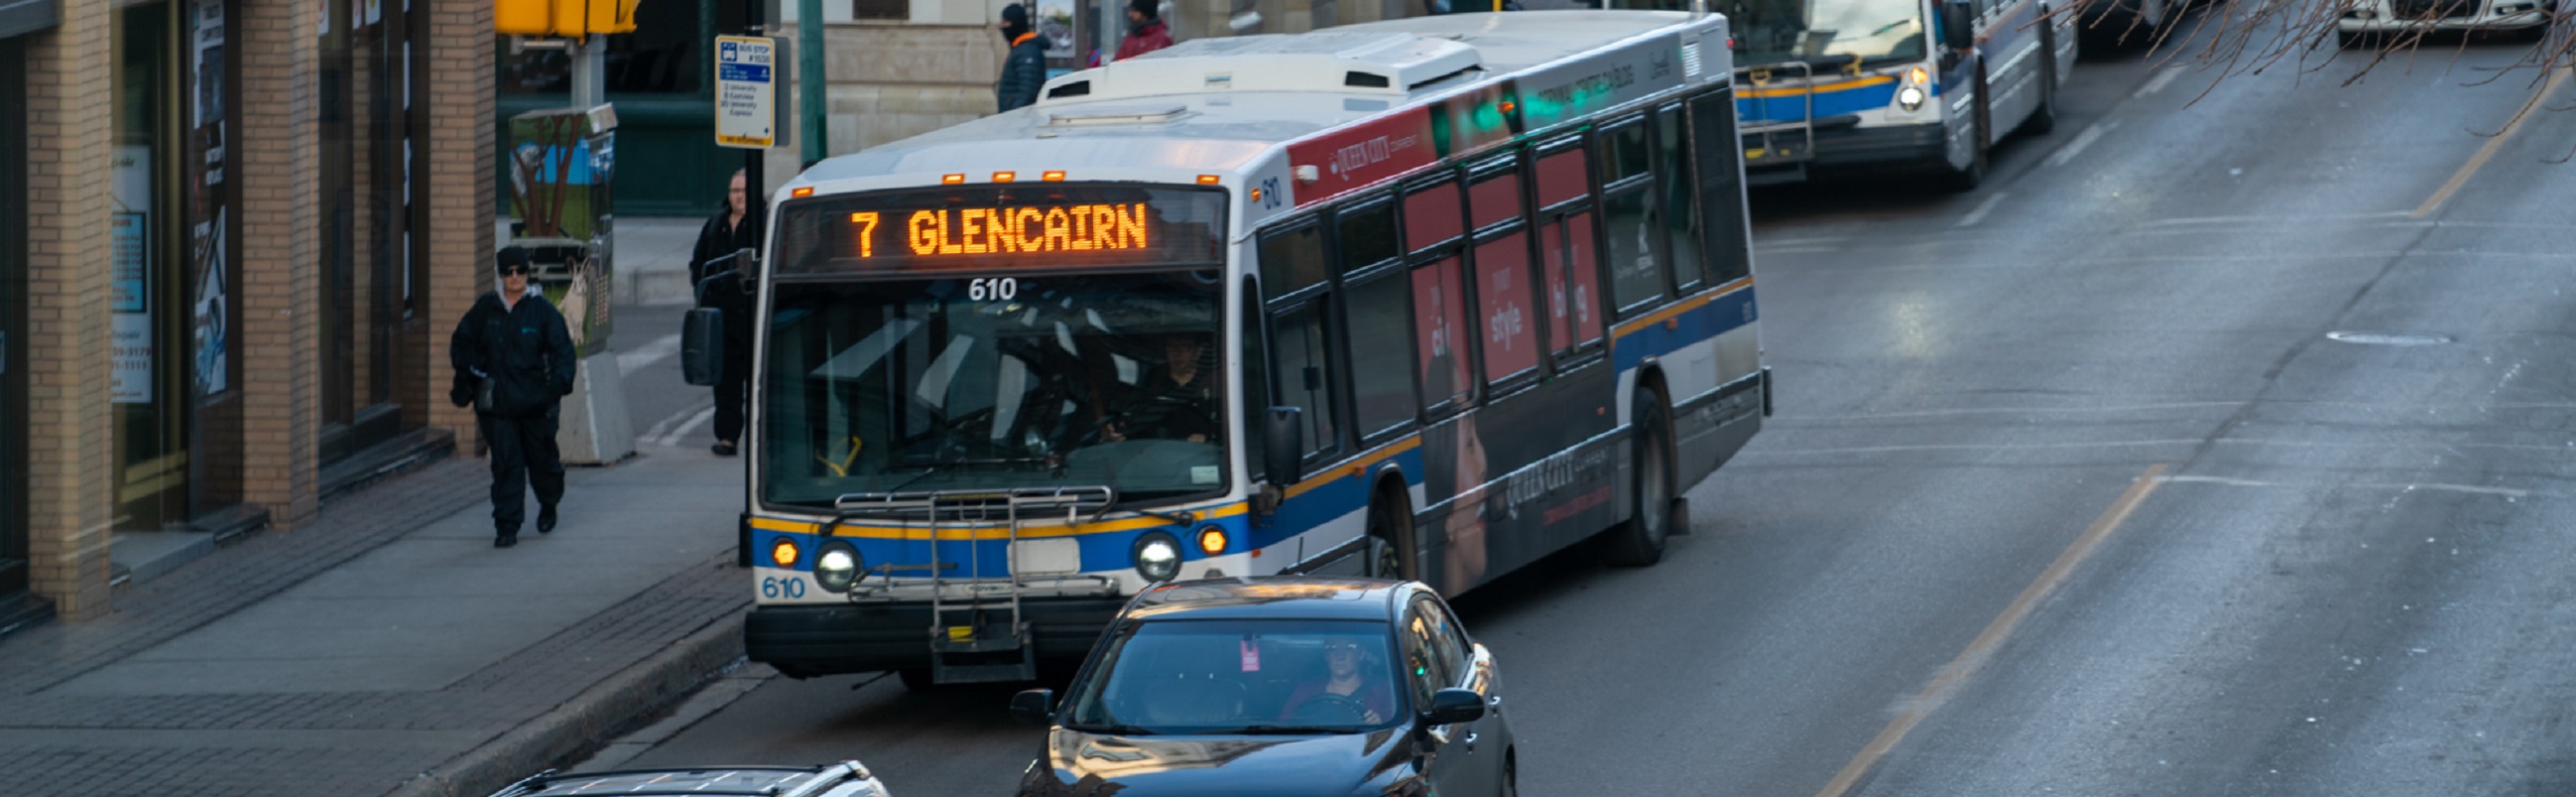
[{"xmin": 1241, "ymin": 640, "xmax": 1261, "ymax": 672}]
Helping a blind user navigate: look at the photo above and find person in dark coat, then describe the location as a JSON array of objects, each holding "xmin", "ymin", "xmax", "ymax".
[
  {"xmin": 996, "ymin": 3, "xmax": 1047, "ymax": 113},
  {"xmin": 1114, "ymin": 0, "xmax": 1173, "ymax": 61},
  {"xmin": 449, "ymin": 246, "xmax": 579, "ymax": 548},
  {"xmin": 690, "ymin": 169, "xmax": 764, "ymax": 457}
]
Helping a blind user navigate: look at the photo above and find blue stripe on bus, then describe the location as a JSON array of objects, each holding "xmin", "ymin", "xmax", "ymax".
[
  {"xmin": 1613, "ymin": 287, "xmax": 1758, "ymax": 374},
  {"xmin": 1739, "ymin": 82, "xmax": 1902, "ymax": 123},
  {"xmin": 1252, "ymin": 447, "xmax": 1428, "ymax": 552}
]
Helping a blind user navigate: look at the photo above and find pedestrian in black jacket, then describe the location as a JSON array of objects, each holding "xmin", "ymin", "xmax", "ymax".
[
  {"xmin": 996, "ymin": 3, "xmax": 1046, "ymax": 113},
  {"xmin": 449, "ymin": 246, "xmax": 579, "ymax": 548},
  {"xmin": 691, "ymin": 169, "xmax": 764, "ymax": 457}
]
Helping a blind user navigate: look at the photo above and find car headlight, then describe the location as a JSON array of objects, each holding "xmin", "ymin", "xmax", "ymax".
[
  {"xmin": 1133, "ymin": 532, "xmax": 1182, "ymax": 582},
  {"xmin": 815, "ymin": 541, "xmax": 862, "ymax": 593}
]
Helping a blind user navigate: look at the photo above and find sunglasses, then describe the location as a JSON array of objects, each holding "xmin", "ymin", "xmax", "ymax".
[
  {"xmin": 1325, "ymin": 643, "xmax": 1361, "ymax": 654},
  {"xmin": 500, "ymin": 266, "xmax": 531, "ymax": 276}
]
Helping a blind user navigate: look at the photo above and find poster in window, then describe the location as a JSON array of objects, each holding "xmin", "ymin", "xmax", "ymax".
[
  {"xmin": 192, "ymin": 211, "xmax": 230, "ymax": 396},
  {"xmin": 1475, "ymin": 235, "xmax": 1536, "ymax": 380},
  {"xmin": 1038, "ymin": 0, "xmax": 1077, "ymax": 59},
  {"xmin": 112, "ymin": 212, "xmax": 152, "ymax": 405}
]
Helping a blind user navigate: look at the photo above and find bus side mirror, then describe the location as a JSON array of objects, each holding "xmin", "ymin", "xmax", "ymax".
[
  {"xmin": 1263, "ymin": 407, "xmax": 1304, "ymax": 486},
  {"xmin": 1938, "ymin": 1, "xmax": 1975, "ymax": 56},
  {"xmin": 682, "ymin": 308, "xmax": 724, "ymax": 387}
]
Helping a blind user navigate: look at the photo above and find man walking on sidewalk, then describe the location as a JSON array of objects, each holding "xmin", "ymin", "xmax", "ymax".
[{"xmin": 449, "ymin": 246, "xmax": 579, "ymax": 548}]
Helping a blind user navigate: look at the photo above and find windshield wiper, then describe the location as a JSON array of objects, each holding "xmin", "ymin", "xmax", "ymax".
[
  {"xmin": 1224, "ymin": 725, "xmax": 1350, "ymax": 735},
  {"xmin": 1100, "ymin": 492, "xmax": 1196, "ymax": 527}
]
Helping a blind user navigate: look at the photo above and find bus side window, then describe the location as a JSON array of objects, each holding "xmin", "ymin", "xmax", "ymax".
[
  {"xmin": 1411, "ymin": 258, "xmax": 1473, "ymax": 412},
  {"xmin": 1241, "ymin": 283, "xmax": 1272, "ymax": 481},
  {"xmin": 1690, "ymin": 89, "xmax": 1753, "ymax": 286},
  {"xmin": 1600, "ymin": 118, "xmax": 1667, "ymax": 314},
  {"xmin": 1260, "ymin": 224, "xmax": 1329, "ymax": 302},
  {"xmin": 1272, "ymin": 299, "xmax": 1340, "ymax": 461},
  {"xmin": 1533, "ymin": 142, "xmax": 1603, "ymax": 356},
  {"xmin": 1338, "ymin": 199, "xmax": 1416, "ymax": 441},
  {"xmin": 1657, "ymin": 106, "xmax": 1705, "ymax": 294},
  {"xmin": 1345, "ymin": 271, "xmax": 1414, "ymax": 441},
  {"xmin": 1467, "ymin": 163, "xmax": 1539, "ymax": 386}
]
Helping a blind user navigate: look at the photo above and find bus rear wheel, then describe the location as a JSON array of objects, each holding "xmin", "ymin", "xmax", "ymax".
[{"xmin": 1602, "ymin": 386, "xmax": 1679, "ymax": 567}]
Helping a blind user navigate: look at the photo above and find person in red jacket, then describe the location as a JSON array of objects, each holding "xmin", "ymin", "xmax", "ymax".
[{"xmin": 1114, "ymin": 0, "xmax": 1172, "ymax": 62}]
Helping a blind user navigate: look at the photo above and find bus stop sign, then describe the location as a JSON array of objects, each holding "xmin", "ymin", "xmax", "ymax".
[{"xmin": 715, "ymin": 35, "xmax": 783, "ymax": 149}]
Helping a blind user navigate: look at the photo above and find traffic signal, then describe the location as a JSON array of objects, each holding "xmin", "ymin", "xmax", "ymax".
[{"xmin": 495, "ymin": 0, "xmax": 638, "ymax": 38}]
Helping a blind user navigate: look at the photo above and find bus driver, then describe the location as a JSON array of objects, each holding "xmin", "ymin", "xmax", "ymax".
[{"xmin": 1100, "ymin": 332, "xmax": 1218, "ymax": 445}]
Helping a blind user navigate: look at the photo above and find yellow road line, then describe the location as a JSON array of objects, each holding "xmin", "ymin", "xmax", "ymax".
[
  {"xmin": 2415, "ymin": 67, "xmax": 2571, "ymax": 219},
  {"xmin": 1810, "ymin": 464, "xmax": 2168, "ymax": 797}
]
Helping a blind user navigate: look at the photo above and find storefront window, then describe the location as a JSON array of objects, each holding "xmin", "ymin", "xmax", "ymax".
[{"xmin": 320, "ymin": 0, "xmax": 425, "ymax": 460}]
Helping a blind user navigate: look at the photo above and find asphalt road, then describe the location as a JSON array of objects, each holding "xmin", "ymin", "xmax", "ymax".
[{"xmin": 598, "ymin": 28, "xmax": 2576, "ymax": 797}]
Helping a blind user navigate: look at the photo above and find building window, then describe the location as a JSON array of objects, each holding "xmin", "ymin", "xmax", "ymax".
[{"xmin": 853, "ymin": 0, "xmax": 910, "ymax": 20}]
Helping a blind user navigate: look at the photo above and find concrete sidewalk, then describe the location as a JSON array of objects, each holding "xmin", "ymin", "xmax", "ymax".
[
  {"xmin": 0, "ymin": 216, "xmax": 757, "ymax": 797},
  {"xmin": 0, "ymin": 443, "xmax": 757, "ymax": 796}
]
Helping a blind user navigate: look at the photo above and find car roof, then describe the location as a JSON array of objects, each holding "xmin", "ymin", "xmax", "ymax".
[
  {"xmin": 1123, "ymin": 577, "xmax": 1411, "ymax": 622},
  {"xmin": 491, "ymin": 764, "xmax": 882, "ymax": 797}
]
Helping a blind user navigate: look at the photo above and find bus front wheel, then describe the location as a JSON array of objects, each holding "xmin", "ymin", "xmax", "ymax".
[
  {"xmin": 1942, "ymin": 67, "xmax": 1992, "ymax": 193},
  {"xmin": 1368, "ymin": 489, "xmax": 1417, "ymax": 582},
  {"xmin": 1602, "ymin": 386, "xmax": 1680, "ymax": 567}
]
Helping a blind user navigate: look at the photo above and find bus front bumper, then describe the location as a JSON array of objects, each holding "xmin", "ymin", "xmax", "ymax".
[
  {"xmin": 1810, "ymin": 121, "xmax": 1947, "ymax": 172},
  {"xmin": 746, "ymin": 597, "xmax": 1130, "ymax": 678}
]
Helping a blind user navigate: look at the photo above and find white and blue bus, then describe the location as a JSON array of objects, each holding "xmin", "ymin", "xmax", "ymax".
[
  {"xmin": 687, "ymin": 9, "xmax": 1771, "ymax": 687},
  {"xmin": 1624, "ymin": 0, "xmax": 2077, "ymax": 188}
]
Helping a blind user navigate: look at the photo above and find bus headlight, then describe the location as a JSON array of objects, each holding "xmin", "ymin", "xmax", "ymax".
[
  {"xmin": 1897, "ymin": 66, "xmax": 1931, "ymax": 112},
  {"xmin": 815, "ymin": 542, "xmax": 863, "ymax": 593},
  {"xmin": 1133, "ymin": 532, "xmax": 1183, "ymax": 583}
]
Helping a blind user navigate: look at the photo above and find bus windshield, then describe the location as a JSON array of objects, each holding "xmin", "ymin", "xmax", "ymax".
[
  {"xmin": 1723, "ymin": 0, "xmax": 1926, "ymax": 67},
  {"xmin": 759, "ymin": 271, "xmax": 1230, "ymax": 508}
]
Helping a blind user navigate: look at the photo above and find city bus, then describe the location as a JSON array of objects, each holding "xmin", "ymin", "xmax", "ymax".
[
  {"xmin": 1619, "ymin": 0, "xmax": 2078, "ymax": 188},
  {"xmin": 685, "ymin": 9, "xmax": 1772, "ymax": 687}
]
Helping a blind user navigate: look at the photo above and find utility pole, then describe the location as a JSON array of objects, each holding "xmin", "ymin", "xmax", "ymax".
[
  {"xmin": 799, "ymin": 0, "xmax": 825, "ymax": 168},
  {"xmin": 745, "ymin": 1, "xmax": 768, "ymax": 204}
]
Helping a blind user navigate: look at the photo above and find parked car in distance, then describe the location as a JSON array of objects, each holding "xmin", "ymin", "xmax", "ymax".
[
  {"xmin": 483, "ymin": 762, "xmax": 890, "ymax": 797},
  {"xmin": 2336, "ymin": 0, "xmax": 2552, "ymax": 45},
  {"xmin": 1010, "ymin": 577, "xmax": 1516, "ymax": 797}
]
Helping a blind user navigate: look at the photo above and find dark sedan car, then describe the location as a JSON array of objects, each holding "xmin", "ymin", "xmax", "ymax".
[
  {"xmin": 483, "ymin": 762, "xmax": 891, "ymax": 797},
  {"xmin": 1010, "ymin": 578, "xmax": 1516, "ymax": 797}
]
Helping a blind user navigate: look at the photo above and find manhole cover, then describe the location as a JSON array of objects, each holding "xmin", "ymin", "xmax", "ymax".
[{"xmin": 2326, "ymin": 331, "xmax": 2452, "ymax": 346}]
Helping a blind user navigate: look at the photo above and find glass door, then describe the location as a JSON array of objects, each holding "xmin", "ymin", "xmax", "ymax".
[
  {"xmin": 1, "ymin": 37, "xmax": 29, "ymax": 597},
  {"xmin": 318, "ymin": 0, "xmax": 419, "ymax": 462},
  {"xmin": 109, "ymin": 1, "xmax": 191, "ymax": 531}
]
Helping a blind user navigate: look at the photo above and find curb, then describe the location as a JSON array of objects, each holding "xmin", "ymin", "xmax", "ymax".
[{"xmin": 382, "ymin": 614, "xmax": 747, "ymax": 797}]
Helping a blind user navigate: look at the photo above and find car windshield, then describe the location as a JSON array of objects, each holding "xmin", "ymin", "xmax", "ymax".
[
  {"xmin": 759, "ymin": 271, "xmax": 1229, "ymax": 507},
  {"xmin": 1064, "ymin": 619, "xmax": 1408, "ymax": 734},
  {"xmin": 1722, "ymin": 0, "xmax": 1926, "ymax": 66}
]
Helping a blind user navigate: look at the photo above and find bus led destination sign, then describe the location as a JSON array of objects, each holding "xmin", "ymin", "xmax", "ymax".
[
  {"xmin": 872, "ymin": 202, "xmax": 1154, "ymax": 258},
  {"xmin": 777, "ymin": 186, "xmax": 1226, "ymax": 276}
]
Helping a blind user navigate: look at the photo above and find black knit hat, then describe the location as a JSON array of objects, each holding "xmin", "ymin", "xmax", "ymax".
[
  {"xmin": 495, "ymin": 245, "xmax": 534, "ymax": 273},
  {"xmin": 1129, "ymin": 0, "xmax": 1158, "ymax": 19},
  {"xmin": 1002, "ymin": 3, "xmax": 1029, "ymax": 25}
]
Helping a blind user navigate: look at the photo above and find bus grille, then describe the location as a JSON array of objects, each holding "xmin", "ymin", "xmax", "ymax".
[{"xmin": 2391, "ymin": 0, "xmax": 2476, "ymax": 18}]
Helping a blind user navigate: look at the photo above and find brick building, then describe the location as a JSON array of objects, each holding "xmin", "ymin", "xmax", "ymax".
[{"xmin": 0, "ymin": 0, "xmax": 494, "ymax": 627}]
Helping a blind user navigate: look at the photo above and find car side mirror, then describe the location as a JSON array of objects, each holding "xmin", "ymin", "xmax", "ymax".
[
  {"xmin": 1263, "ymin": 407, "xmax": 1303, "ymax": 485},
  {"xmin": 1938, "ymin": 0, "xmax": 1975, "ymax": 56},
  {"xmin": 1422, "ymin": 687, "xmax": 1485, "ymax": 726},
  {"xmin": 682, "ymin": 308, "xmax": 724, "ymax": 387},
  {"xmin": 1011, "ymin": 688, "xmax": 1057, "ymax": 726}
]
